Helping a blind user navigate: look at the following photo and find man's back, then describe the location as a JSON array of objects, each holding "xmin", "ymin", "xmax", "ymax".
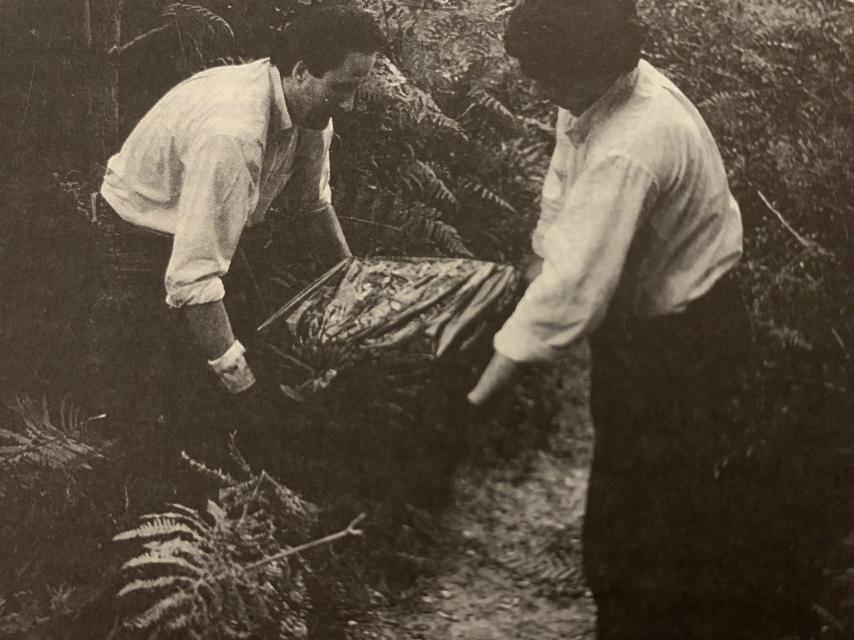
[
  {"xmin": 101, "ymin": 60, "xmax": 280, "ymax": 234},
  {"xmin": 539, "ymin": 60, "xmax": 742, "ymax": 318}
]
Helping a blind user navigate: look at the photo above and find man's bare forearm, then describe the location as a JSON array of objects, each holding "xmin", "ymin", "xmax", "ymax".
[
  {"xmin": 305, "ymin": 205, "xmax": 352, "ymax": 267},
  {"xmin": 183, "ymin": 300, "xmax": 236, "ymax": 360}
]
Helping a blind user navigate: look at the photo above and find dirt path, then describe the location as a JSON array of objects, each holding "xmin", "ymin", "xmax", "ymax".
[{"xmin": 356, "ymin": 348, "xmax": 596, "ymax": 640}]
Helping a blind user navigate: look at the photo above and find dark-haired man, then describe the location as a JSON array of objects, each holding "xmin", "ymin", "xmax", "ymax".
[
  {"xmin": 99, "ymin": 6, "xmax": 385, "ymax": 397},
  {"xmin": 468, "ymin": 0, "xmax": 753, "ymax": 637}
]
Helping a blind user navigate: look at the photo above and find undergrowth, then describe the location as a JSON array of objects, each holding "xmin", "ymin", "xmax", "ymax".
[{"xmin": 0, "ymin": 0, "xmax": 852, "ymax": 638}]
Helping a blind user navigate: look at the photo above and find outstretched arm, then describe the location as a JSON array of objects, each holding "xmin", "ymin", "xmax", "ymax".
[{"xmin": 303, "ymin": 203, "xmax": 352, "ymax": 268}]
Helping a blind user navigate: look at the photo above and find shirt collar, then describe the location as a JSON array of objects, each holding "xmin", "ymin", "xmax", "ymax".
[
  {"xmin": 566, "ymin": 65, "xmax": 640, "ymax": 146},
  {"xmin": 269, "ymin": 61, "xmax": 293, "ymax": 133}
]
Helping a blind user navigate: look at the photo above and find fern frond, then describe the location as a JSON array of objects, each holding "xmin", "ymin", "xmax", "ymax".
[
  {"xmin": 117, "ymin": 575, "xmax": 195, "ymax": 599},
  {"xmin": 211, "ymin": 55, "xmax": 249, "ymax": 67},
  {"xmin": 768, "ymin": 325, "xmax": 813, "ymax": 351},
  {"xmin": 127, "ymin": 591, "xmax": 197, "ymax": 630},
  {"xmin": 113, "ymin": 456, "xmax": 323, "ymax": 639},
  {"xmin": 165, "ymin": 502, "xmax": 209, "ymax": 521},
  {"xmin": 162, "ymin": 2, "xmax": 235, "ymax": 40},
  {"xmin": 142, "ymin": 537, "xmax": 207, "ymax": 560},
  {"xmin": 138, "ymin": 509, "xmax": 207, "ymax": 532},
  {"xmin": 523, "ymin": 116, "xmax": 555, "ymax": 136},
  {"xmin": 164, "ymin": 613, "xmax": 194, "ymax": 632},
  {"xmin": 122, "ymin": 552, "xmax": 203, "ymax": 575},
  {"xmin": 0, "ymin": 428, "xmax": 30, "ymax": 446},
  {"xmin": 399, "ymin": 160, "xmax": 459, "ymax": 209},
  {"xmin": 393, "ymin": 202, "xmax": 472, "ymax": 258},
  {"xmin": 698, "ymin": 88, "xmax": 760, "ymax": 112},
  {"xmin": 457, "ymin": 177, "xmax": 517, "ymax": 214},
  {"xmin": 1, "ymin": 395, "xmax": 102, "ymax": 470},
  {"xmin": 181, "ymin": 450, "xmax": 238, "ymax": 486},
  {"xmin": 206, "ymin": 499, "xmax": 229, "ymax": 526},
  {"xmin": 468, "ymin": 88, "xmax": 519, "ymax": 130},
  {"xmin": 422, "ymin": 218, "xmax": 473, "ymax": 258},
  {"xmin": 227, "ymin": 432, "xmax": 253, "ymax": 477},
  {"xmin": 113, "ymin": 518, "xmax": 204, "ymax": 543},
  {"xmin": 359, "ymin": 56, "xmax": 468, "ymax": 141}
]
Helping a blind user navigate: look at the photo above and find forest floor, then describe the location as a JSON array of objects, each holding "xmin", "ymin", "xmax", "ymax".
[{"xmin": 353, "ymin": 346, "xmax": 596, "ymax": 640}]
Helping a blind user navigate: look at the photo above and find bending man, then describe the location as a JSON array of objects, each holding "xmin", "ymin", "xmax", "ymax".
[{"xmin": 99, "ymin": 6, "xmax": 385, "ymax": 400}]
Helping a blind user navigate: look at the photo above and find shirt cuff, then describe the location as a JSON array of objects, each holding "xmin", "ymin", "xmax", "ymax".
[
  {"xmin": 165, "ymin": 277, "xmax": 225, "ymax": 308},
  {"xmin": 208, "ymin": 340, "xmax": 256, "ymax": 394},
  {"xmin": 493, "ymin": 315, "xmax": 563, "ymax": 364}
]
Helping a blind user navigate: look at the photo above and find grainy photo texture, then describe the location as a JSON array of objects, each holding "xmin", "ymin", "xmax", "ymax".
[{"xmin": 0, "ymin": 1, "xmax": 852, "ymax": 639}]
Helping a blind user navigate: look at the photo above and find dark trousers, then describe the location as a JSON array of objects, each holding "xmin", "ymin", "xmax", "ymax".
[
  {"xmin": 89, "ymin": 198, "xmax": 269, "ymax": 423},
  {"xmin": 584, "ymin": 275, "xmax": 759, "ymax": 639},
  {"xmin": 87, "ymin": 198, "xmax": 192, "ymax": 421}
]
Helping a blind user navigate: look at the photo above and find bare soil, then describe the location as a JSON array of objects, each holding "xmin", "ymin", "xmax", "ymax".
[{"xmin": 352, "ymin": 346, "xmax": 596, "ymax": 640}]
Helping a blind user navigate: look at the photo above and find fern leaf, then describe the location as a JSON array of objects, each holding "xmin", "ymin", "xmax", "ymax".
[
  {"xmin": 117, "ymin": 575, "xmax": 195, "ymax": 599},
  {"xmin": 2, "ymin": 395, "xmax": 102, "ymax": 470},
  {"xmin": 142, "ymin": 537, "xmax": 207, "ymax": 560},
  {"xmin": 458, "ymin": 177, "xmax": 517, "ymax": 214},
  {"xmin": 227, "ymin": 432, "xmax": 253, "ymax": 477},
  {"xmin": 0, "ymin": 428, "xmax": 31, "ymax": 445},
  {"xmin": 165, "ymin": 502, "xmax": 208, "ymax": 521},
  {"xmin": 165, "ymin": 613, "xmax": 194, "ymax": 632},
  {"xmin": 181, "ymin": 450, "xmax": 237, "ymax": 486},
  {"xmin": 139, "ymin": 510, "xmax": 207, "ymax": 533},
  {"xmin": 360, "ymin": 56, "xmax": 468, "ymax": 141},
  {"xmin": 206, "ymin": 499, "xmax": 229, "ymax": 526},
  {"xmin": 126, "ymin": 591, "xmax": 196, "ymax": 629},
  {"xmin": 421, "ymin": 218, "xmax": 473, "ymax": 258},
  {"xmin": 122, "ymin": 550, "xmax": 203, "ymax": 575},
  {"xmin": 468, "ymin": 88, "xmax": 519, "ymax": 130},
  {"xmin": 698, "ymin": 89, "xmax": 760, "ymax": 112},
  {"xmin": 523, "ymin": 116, "xmax": 555, "ymax": 136},
  {"xmin": 162, "ymin": 3, "xmax": 235, "ymax": 40},
  {"xmin": 768, "ymin": 325, "xmax": 813, "ymax": 351},
  {"xmin": 399, "ymin": 160, "xmax": 459, "ymax": 209},
  {"xmin": 113, "ymin": 518, "xmax": 204, "ymax": 543},
  {"xmin": 12, "ymin": 395, "xmax": 63, "ymax": 438}
]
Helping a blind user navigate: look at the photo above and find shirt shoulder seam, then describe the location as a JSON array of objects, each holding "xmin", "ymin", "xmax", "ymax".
[{"xmin": 601, "ymin": 151, "xmax": 662, "ymax": 195}]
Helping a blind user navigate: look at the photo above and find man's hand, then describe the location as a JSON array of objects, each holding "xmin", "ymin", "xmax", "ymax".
[
  {"xmin": 467, "ymin": 352, "xmax": 523, "ymax": 407},
  {"xmin": 520, "ymin": 254, "xmax": 544, "ymax": 285}
]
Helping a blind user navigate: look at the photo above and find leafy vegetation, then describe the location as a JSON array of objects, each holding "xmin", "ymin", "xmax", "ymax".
[
  {"xmin": 112, "ymin": 443, "xmax": 324, "ymax": 640},
  {"xmin": 0, "ymin": 0, "xmax": 853, "ymax": 638}
]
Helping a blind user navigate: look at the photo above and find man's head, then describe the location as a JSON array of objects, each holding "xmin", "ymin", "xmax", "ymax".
[
  {"xmin": 273, "ymin": 6, "xmax": 386, "ymax": 129},
  {"xmin": 504, "ymin": 0, "xmax": 644, "ymax": 115}
]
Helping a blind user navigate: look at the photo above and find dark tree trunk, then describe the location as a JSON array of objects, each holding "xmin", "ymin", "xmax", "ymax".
[{"xmin": 83, "ymin": 0, "xmax": 122, "ymax": 164}]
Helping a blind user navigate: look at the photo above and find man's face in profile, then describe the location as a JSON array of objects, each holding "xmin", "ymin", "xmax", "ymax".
[
  {"xmin": 300, "ymin": 51, "xmax": 376, "ymax": 129},
  {"xmin": 518, "ymin": 58, "xmax": 605, "ymax": 116}
]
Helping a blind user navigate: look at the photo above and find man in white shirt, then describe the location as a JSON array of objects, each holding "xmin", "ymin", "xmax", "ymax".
[
  {"xmin": 99, "ymin": 6, "xmax": 385, "ymax": 398},
  {"xmin": 468, "ymin": 0, "xmax": 756, "ymax": 637}
]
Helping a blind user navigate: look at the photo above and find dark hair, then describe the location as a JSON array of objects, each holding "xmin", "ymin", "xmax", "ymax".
[
  {"xmin": 272, "ymin": 6, "xmax": 386, "ymax": 78},
  {"xmin": 504, "ymin": 0, "xmax": 644, "ymax": 82}
]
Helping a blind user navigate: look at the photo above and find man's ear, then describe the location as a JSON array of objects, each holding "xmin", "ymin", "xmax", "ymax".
[{"xmin": 290, "ymin": 60, "xmax": 310, "ymax": 84}]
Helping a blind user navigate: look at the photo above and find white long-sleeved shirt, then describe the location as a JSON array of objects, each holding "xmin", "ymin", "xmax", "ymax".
[
  {"xmin": 101, "ymin": 59, "xmax": 333, "ymax": 307},
  {"xmin": 494, "ymin": 60, "xmax": 743, "ymax": 363}
]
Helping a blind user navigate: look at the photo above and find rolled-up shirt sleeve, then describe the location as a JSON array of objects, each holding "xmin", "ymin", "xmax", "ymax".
[
  {"xmin": 165, "ymin": 134, "xmax": 260, "ymax": 308},
  {"xmin": 494, "ymin": 154, "xmax": 659, "ymax": 363}
]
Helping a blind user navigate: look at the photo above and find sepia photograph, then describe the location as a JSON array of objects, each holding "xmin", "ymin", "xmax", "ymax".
[{"xmin": 0, "ymin": 0, "xmax": 852, "ymax": 638}]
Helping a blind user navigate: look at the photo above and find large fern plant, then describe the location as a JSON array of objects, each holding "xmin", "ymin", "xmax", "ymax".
[
  {"xmin": 0, "ymin": 395, "xmax": 104, "ymax": 471},
  {"xmin": 328, "ymin": 0, "xmax": 550, "ymax": 262},
  {"xmin": 112, "ymin": 439, "xmax": 363, "ymax": 640}
]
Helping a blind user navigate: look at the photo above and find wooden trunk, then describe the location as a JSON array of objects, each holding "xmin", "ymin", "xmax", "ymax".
[{"xmin": 82, "ymin": 0, "xmax": 122, "ymax": 163}]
